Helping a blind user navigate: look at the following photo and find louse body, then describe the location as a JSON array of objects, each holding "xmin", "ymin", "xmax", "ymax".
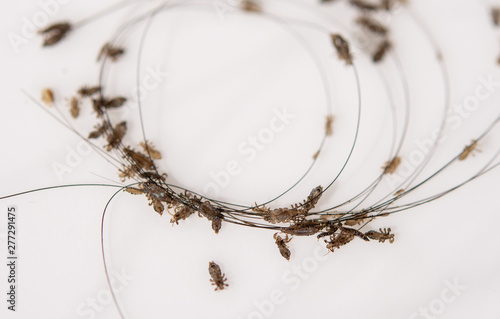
[
  {"xmin": 198, "ymin": 201, "xmax": 225, "ymax": 234},
  {"xmin": 458, "ymin": 140, "xmax": 479, "ymax": 161},
  {"xmin": 97, "ymin": 43, "xmax": 125, "ymax": 62},
  {"xmin": 356, "ymin": 16, "xmax": 388, "ymax": 35},
  {"xmin": 170, "ymin": 205, "xmax": 195, "ymax": 225},
  {"xmin": 241, "ymin": 0, "xmax": 261, "ymax": 13},
  {"xmin": 208, "ymin": 262, "xmax": 228, "ymax": 291},
  {"xmin": 373, "ymin": 39, "xmax": 392, "ymax": 63},
  {"xmin": 365, "ymin": 228, "xmax": 395, "ymax": 243},
  {"xmin": 38, "ymin": 22, "xmax": 72, "ymax": 46},
  {"xmin": 325, "ymin": 115, "xmax": 334, "ymax": 136},
  {"xmin": 331, "ymin": 34, "xmax": 353, "ymax": 65},
  {"xmin": 41, "ymin": 88, "xmax": 54, "ymax": 106},
  {"xmin": 274, "ymin": 233, "xmax": 292, "ymax": 261},
  {"xmin": 349, "ymin": 0, "xmax": 380, "ymax": 11},
  {"xmin": 304, "ymin": 185, "xmax": 324, "ymax": 212},
  {"xmin": 382, "ymin": 156, "xmax": 401, "ymax": 174},
  {"xmin": 282, "ymin": 221, "xmax": 324, "ymax": 236},
  {"xmin": 78, "ymin": 85, "xmax": 101, "ymax": 97},
  {"xmin": 262, "ymin": 207, "xmax": 303, "ymax": 224}
]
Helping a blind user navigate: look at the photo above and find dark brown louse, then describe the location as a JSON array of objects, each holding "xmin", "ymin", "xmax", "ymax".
[
  {"xmin": 322, "ymin": 224, "xmax": 370, "ymax": 253},
  {"xmin": 365, "ymin": 228, "xmax": 394, "ymax": 243},
  {"xmin": 282, "ymin": 221, "xmax": 323, "ymax": 236},
  {"xmin": 274, "ymin": 233, "xmax": 292, "ymax": 261},
  {"xmin": 78, "ymin": 86, "xmax": 101, "ymax": 97},
  {"xmin": 98, "ymin": 43, "xmax": 125, "ymax": 62},
  {"xmin": 198, "ymin": 201, "xmax": 224, "ymax": 234},
  {"xmin": 139, "ymin": 171, "xmax": 167, "ymax": 183},
  {"xmin": 325, "ymin": 231, "xmax": 355, "ymax": 252},
  {"xmin": 349, "ymin": 0, "xmax": 380, "ymax": 11},
  {"xmin": 170, "ymin": 205, "xmax": 195, "ymax": 225},
  {"xmin": 303, "ymin": 185, "xmax": 323, "ymax": 213},
  {"xmin": 331, "ymin": 34, "xmax": 353, "ymax": 65},
  {"xmin": 141, "ymin": 181, "xmax": 174, "ymax": 204},
  {"xmin": 140, "ymin": 141, "xmax": 162, "ymax": 160},
  {"xmin": 373, "ymin": 39, "xmax": 392, "ymax": 63},
  {"xmin": 340, "ymin": 225, "xmax": 370, "ymax": 241},
  {"xmin": 356, "ymin": 16, "xmax": 388, "ymax": 35},
  {"xmin": 105, "ymin": 121, "xmax": 127, "ymax": 151},
  {"xmin": 38, "ymin": 22, "xmax": 72, "ymax": 47},
  {"xmin": 123, "ymin": 147, "xmax": 156, "ymax": 171},
  {"xmin": 93, "ymin": 97, "xmax": 127, "ymax": 116},
  {"xmin": 88, "ymin": 122, "xmax": 109, "ymax": 140},
  {"xmin": 259, "ymin": 207, "xmax": 304, "ymax": 224},
  {"xmin": 208, "ymin": 262, "xmax": 228, "ymax": 291},
  {"xmin": 317, "ymin": 223, "xmax": 341, "ymax": 240}
]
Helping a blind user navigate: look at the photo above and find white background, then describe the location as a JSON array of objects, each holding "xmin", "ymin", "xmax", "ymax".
[{"xmin": 0, "ymin": 0, "xmax": 500, "ymax": 319}]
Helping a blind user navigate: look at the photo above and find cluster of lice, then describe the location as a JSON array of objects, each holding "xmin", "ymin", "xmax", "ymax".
[
  {"xmin": 30, "ymin": 1, "xmax": 500, "ymax": 296},
  {"xmin": 458, "ymin": 140, "xmax": 480, "ymax": 161},
  {"xmin": 323, "ymin": 0, "xmax": 401, "ymax": 62},
  {"xmin": 355, "ymin": 13, "xmax": 392, "ymax": 63}
]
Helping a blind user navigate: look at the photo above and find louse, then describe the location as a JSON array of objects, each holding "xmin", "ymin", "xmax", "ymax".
[
  {"xmin": 492, "ymin": 7, "xmax": 500, "ymax": 26},
  {"xmin": 69, "ymin": 96, "xmax": 80, "ymax": 118},
  {"xmin": 382, "ymin": 156, "xmax": 401, "ymax": 174},
  {"xmin": 274, "ymin": 233, "xmax": 292, "ymax": 261},
  {"xmin": 325, "ymin": 115, "xmax": 334, "ymax": 136},
  {"xmin": 372, "ymin": 39, "xmax": 392, "ymax": 63},
  {"xmin": 241, "ymin": 0, "xmax": 262, "ymax": 13},
  {"xmin": 331, "ymin": 34, "xmax": 353, "ymax": 65},
  {"xmin": 208, "ymin": 261, "xmax": 228, "ymax": 291},
  {"xmin": 97, "ymin": 42, "xmax": 125, "ymax": 62},
  {"xmin": 38, "ymin": 22, "xmax": 72, "ymax": 47},
  {"xmin": 458, "ymin": 140, "xmax": 480, "ymax": 161},
  {"xmin": 365, "ymin": 228, "xmax": 395, "ymax": 243},
  {"xmin": 41, "ymin": 88, "xmax": 54, "ymax": 107},
  {"xmin": 356, "ymin": 15, "xmax": 388, "ymax": 35},
  {"xmin": 349, "ymin": 0, "xmax": 380, "ymax": 11}
]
